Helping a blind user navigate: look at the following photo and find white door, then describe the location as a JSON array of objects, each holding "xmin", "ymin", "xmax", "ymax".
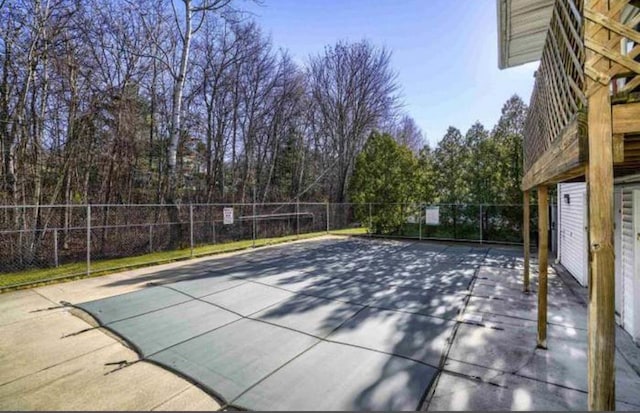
[{"xmin": 558, "ymin": 183, "xmax": 588, "ymax": 286}]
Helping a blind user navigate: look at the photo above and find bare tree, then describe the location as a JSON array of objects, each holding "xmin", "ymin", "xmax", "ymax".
[
  {"xmin": 391, "ymin": 114, "xmax": 425, "ymax": 154},
  {"xmin": 1, "ymin": 0, "xmax": 419, "ymax": 263},
  {"xmin": 308, "ymin": 40, "xmax": 399, "ymax": 202},
  {"xmin": 137, "ymin": 0, "xmax": 233, "ymax": 245},
  {"xmin": 191, "ymin": 18, "xmax": 239, "ymax": 202}
]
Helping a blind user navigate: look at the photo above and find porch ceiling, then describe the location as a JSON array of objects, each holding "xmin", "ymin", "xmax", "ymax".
[{"xmin": 497, "ymin": 0, "xmax": 555, "ymax": 69}]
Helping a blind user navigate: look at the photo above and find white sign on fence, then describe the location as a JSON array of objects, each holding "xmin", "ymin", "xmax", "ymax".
[
  {"xmin": 223, "ymin": 207, "xmax": 234, "ymax": 225},
  {"xmin": 425, "ymin": 206, "xmax": 440, "ymax": 225}
]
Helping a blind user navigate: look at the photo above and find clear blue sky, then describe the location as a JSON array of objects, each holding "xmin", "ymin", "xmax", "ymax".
[{"xmin": 245, "ymin": 0, "xmax": 538, "ymax": 146}]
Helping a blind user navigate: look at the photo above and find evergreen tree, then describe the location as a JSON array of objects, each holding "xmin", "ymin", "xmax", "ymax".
[
  {"xmin": 433, "ymin": 126, "xmax": 468, "ymax": 203},
  {"xmin": 463, "ymin": 122, "xmax": 490, "ymax": 204},
  {"xmin": 491, "ymin": 95, "xmax": 528, "ymax": 204},
  {"xmin": 350, "ymin": 132, "xmax": 418, "ymax": 234},
  {"xmin": 416, "ymin": 144, "xmax": 437, "ymax": 203}
]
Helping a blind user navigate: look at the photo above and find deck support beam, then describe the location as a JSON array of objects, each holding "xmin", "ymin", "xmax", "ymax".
[
  {"xmin": 586, "ymin": 87, "xmax": 616, "ymax": 411},
  {"xmin": 521, "ymin": 117, "xmax": 587, "ymax": 191},
  {"xmin": 537, "ymin": 185, "xmax": 548, "ymax": 349},
  {"xmin": 523, "ymin": 190, "xmax": 530, "ymax": 293},
  {"xmin": 613, "ymin": 102, "xmax": 640, "ymax": 135},
  {"xmin": 585, "ymin": 0, "xmax": 616, "ymax": 409}
]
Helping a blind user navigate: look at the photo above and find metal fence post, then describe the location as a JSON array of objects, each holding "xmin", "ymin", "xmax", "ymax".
[
  {"xmin": 53, "ymin": 228, "xmax": 59, "ymax": 267},
  {"xmin": 252, "ymin": 203, "xmax": 257, "ymax": 248},
  {"xmin": 296, "ymin": 199, "xmax": 300, "ymax": 239},
  {"xmin": 189, "ymin": 204, "xmax": 194, "ymax": 257},
  {"xmin": 149, "ymin": 224, "xmax": 153, "ymax": 252},
  {"xmin": 212, "ymin": 208, "xmax": 216, "ymax": 245},
  {"xmin": 86, "ymin": 204, "xmax": 91, "ymax": 276},
  {"xmin": 369, "ymin": 203, "xmax": 372, "ymax": 237},
  {"xmin": 326, "ymin": 202, "xmax": 330, "ymax": 233},
  {"xmin": 419, "ymin": 203, "xmax": 422, "ymax": 241},
  {"xmin": 479, "ymin": 204, "xmax": 483, "ymax": 244}
]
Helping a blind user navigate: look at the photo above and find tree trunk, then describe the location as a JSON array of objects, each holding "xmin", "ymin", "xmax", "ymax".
[{"xmin": 166, "ymin": 0, "xmax": 193, "ymax": 248}]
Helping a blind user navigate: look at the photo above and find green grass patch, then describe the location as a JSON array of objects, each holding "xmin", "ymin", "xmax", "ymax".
[
  {"xmin": 327, "ymin": 227, "xmax": 368, "ymax": 236},
  {"xmin": 0, "ymin": 227, "xmax": 367, "ymax": 292}
]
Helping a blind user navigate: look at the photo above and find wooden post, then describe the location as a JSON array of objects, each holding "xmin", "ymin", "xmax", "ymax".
[
  {"xmin": 523, "ymin": 191, "xmax": 530, "ymax": 293},
  {"xmin": 586, "ymin": 89, "xmax": 616, "ymax": 412},
  {"xmin": 537, "ymin": 186, "xmax": 548, "ymax": 349},
  {"xmin": 585, "ymin": 0, "xmax": 616, "ymax": 409}
]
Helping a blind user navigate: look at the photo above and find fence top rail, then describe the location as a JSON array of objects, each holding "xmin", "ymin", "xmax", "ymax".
[
  {"xmin": 0, "ymin": 202, "xmax": 327, "ymax": 208},
  {"xmin": 0, "ymin": 202, "xmax": 541, "ymax": 209}
]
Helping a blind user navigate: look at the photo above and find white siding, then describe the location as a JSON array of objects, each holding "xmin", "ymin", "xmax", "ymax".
[
  {"xmin": 558, "ymin": 183, "xmax": 587, "ymax": 285},
  {"xmin": 621, "ymin": 189, "xmax": 634, "ymax": 333},
  {"xmin": 615, "ymin": 190, "xmax": 623, "ymax": 320},
  {"xmin": 559, "ymin": 182, "xmax": 640, "ymax": 343},
  {"xmin": 620, "ymin": 186, "xmax": 640, "ymax": 341},
  {"xmin": 634, "ymin": 190, "xmax": 640, "ymax": 343}
]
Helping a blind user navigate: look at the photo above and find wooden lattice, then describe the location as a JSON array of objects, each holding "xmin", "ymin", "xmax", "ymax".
[
  {"xmin": 524, "ymin": 0, "xmax": 586, "ymax": 172},
  {"xmin": 584, "ymin": 0, "xmax": 640, "ymax": 96},
  {"xmin": 523, "ymin": 0, "xmax": 640, "ymax": 174}
]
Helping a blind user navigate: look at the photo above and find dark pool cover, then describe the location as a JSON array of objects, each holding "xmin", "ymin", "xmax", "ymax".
[{"xmin": 75, "ymin": 239, "xmax": 479, "ymax": 410}]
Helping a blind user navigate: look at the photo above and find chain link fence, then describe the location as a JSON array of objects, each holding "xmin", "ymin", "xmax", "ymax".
[
  {"xmin": 348, "ymin": 203, "xmax": 539, "ymax": 244},
  {"xmin": 0, "ymin": 202, "xmax": 539, "ymax": 288}
]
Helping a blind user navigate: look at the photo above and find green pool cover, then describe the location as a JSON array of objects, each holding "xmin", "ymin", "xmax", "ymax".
[{"xmin": 75, "ymin": 238, "xmax": 499, "ymax": 410}]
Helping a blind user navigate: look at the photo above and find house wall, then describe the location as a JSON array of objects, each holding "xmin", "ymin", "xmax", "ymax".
[
  {"xmin": 557, "ymin": 181, "xmax": 640, "ymax": 343},
  {"xmin": 621, "ymin": 188, "xmax": 635, "ymax": 337}
]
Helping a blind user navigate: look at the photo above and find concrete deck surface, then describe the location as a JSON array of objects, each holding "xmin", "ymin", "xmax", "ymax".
[
  {"xmin": 71, "ymin": 238, "xmax": 450, "ymax": 410},
  {"xmin": 0, "ymin": 236, "xmax": 638, "ymax": 411},
  {"xmin": 0, "ymin": 237, "xmax": 339, "ymax": 411},
  {"xmin": 427, "ymin": 259, "xmax": 640, "ymax": 411}
]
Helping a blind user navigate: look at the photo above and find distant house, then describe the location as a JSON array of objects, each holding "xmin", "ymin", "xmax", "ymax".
[{"xmin": 497, "ymin": 0, "xmax": 640, "ymax": 408}]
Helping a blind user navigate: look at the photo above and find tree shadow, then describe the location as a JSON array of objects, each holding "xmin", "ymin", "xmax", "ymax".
[{"xmin": 73, "ymin": 238, "xmax": 640, "ymax": 410}]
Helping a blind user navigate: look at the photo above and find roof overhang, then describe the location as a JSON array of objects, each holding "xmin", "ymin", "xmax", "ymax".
[{"xmin": 497, "ymin": 0, "xmax": 555, "ymax": 69}]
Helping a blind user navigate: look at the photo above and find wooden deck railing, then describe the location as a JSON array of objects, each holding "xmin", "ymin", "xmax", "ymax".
[
  {"xmin": 523, "ymin": 0, "xmax": 585, "ymax": 174},
  {"xmin": 522, "ymin": 0, "xmax": 640, "ymax": 189}
]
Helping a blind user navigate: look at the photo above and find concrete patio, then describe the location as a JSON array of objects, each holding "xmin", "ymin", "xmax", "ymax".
[
  {"xmin": 427, "ymin": 256, "xmax": 640, "ymax": 410},
  {"xmin": 0, "ymin": 236, "xmax": 638, "ymax": 410}
]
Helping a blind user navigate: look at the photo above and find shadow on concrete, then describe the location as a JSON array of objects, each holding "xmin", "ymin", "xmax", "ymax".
[{"xmin": 72, "ymin": 238, "xmax": 640, "ymax": 411}]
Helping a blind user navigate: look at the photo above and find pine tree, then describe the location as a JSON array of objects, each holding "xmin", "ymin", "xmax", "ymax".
[{"xmin": 350, "ymin": 132, "xmax": 418, "ymax": 234}]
